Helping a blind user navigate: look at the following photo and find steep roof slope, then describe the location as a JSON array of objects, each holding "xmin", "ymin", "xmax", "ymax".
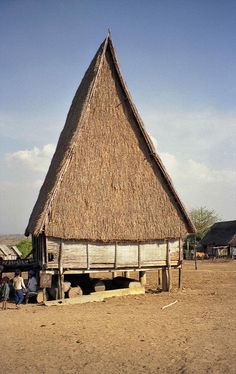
[
  {"xmin": 25, "ymin": 36, "xmax": 195, "ymax": 241},
  {"xmin": 201, "ymin": 220, "xmax": 236, "ymax": 246}
]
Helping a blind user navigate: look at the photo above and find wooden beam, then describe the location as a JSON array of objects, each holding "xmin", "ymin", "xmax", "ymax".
[
  {"xmin": 178, "ymin": 238, "xmax": 183, "ymax": 289},
  {"xmin": 138, "ymin": 243, "xmax": 141, "ymax": 268},
  {"xmin": 58, "ymin": 240, "xmax": 64, "ymax": 299},
  {"xmin": 114, "ymin": 242, "xmax": 117, "ymax": 269},
  {"xmin": 162, "ymin": 268, "xmax": 168, "ymax": 291},
  {"xmin": 44, "ymin": 287, "xmax": 145, "ymax": 307},
  {"xmin": 41, "ymin": 235, "xmax": 45, "ymax": 266},
  {"xmin": 86, "ymin": 242, "xmax": 90, "ymax": 270},
  {"xmin": 157, "ymin": 269, "xmax": 161, "ymax": 288},
  {"xmin": 44, "ymin": 235, "xmax": 48, "ymax": 267},
  {"xmin": 166, "ymin": 240, "xmax": 172, "ymax": 292}
]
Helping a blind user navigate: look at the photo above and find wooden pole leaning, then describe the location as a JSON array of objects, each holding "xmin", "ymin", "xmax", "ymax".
[
  {"xmin": 178, "ymin": 237, "xmax": 183, "ymax": 289},
  {"xmin": 194, "ymin": 236, "xmax": 198, "ymax": 270}
]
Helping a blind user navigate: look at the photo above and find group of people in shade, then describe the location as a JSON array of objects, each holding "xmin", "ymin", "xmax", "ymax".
[{"xmin": 0, "ymin": 269, "xmax": 38, "ymax": 310}]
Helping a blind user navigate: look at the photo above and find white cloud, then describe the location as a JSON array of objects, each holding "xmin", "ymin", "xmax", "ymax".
[
  {"xmin": 160, "ymin": 151, "xmax": 236, "ymax": 219},
  {"xmin": 0, "ymin": 144, "xmax": 56, "ymax": 233},
  {"xmin": 150, "ymin": 135, "xmax": 236, "ymax": 219},
  {"xmin": 143, "ymin": 108, "xmax": 236, "ymax": 170},
  {"xmin": 161, "ymin": 152, "xmax": 236, "ymax": 185},
  {"xmin": 6, "ymin": 143, "xmax": 56, "ymax": 172}
]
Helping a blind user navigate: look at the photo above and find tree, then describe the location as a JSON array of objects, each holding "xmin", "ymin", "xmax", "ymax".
[
  {"xmin": 189, "ymin": 207, "xmax": 220, "ymax": 241},
  {"xmin": 17, "ymin": 239, "xmax": 32, "ymax": 258}
]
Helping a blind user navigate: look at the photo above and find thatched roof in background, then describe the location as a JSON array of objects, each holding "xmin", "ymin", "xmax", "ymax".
[
  {"xmin": 0, "ymin": 244, "xmax": 22, "ymax": 259},
  {"xmin": 201, "ymin": 220, "xmax": 236, "ymax": 246},
  {"xmin": 25, "ymin": 35, "xmax": 195, "ymax": 241}
]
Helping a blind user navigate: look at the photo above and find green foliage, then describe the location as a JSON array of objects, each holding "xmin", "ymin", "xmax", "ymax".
[
  {"xmin": 190, "ymin": 206, "xmax": 220, "ymax": 241},
  {"xmin": 17, "ymin": 239, "xmax": 32, "ymax": 258}
]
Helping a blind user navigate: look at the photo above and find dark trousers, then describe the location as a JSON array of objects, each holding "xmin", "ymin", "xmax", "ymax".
[{"xmin": 15, "ymin": 289, "xmax": 24, "ymax": 305}]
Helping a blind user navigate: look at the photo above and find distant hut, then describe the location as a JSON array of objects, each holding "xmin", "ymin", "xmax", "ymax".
[
  {"xmin": 25, "ymin": 35, "xmax": 195, "ymax": 297},
  {"xmin": 201, "ymin": 220, "xmax": 236, "ymax": 258}
]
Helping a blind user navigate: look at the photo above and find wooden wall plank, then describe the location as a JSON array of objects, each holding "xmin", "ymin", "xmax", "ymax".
[{"xmin": 45, "ymin": 238, "xmax": 180, "ymax": 270}]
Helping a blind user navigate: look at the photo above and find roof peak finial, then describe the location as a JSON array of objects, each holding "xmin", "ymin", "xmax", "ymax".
[{"xmin": 107, "ymin": 28, "xmax": 112, "ymax": 38}]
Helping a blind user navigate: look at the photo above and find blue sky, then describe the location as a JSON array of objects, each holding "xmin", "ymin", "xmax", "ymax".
[{"xmin": 0, "ymin": 0, "xmax": 236, "ymax": 233}]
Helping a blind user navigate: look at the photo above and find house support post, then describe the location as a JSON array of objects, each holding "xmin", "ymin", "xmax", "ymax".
[
  {"xmin": 124, "ymin": 271, "xmax": 130, "ymax": 278},
  {"xmin": 167, "ymin": 240, "xmax": 172, "ymax": 292},
  {"xmin": 113, "ymin": 242, "xmax": 117, "ymax": 279},
  {"xmin": 112, "ymin": 271, "xmax": 118, "ymax": 279},
  {"xmin": 58, "ymin": 240, "xmax": 64, "ymax": 299},
  {"xmin": 162, "ymin": 268, "xmax": 168, "ymax": 291},
  {"xmin": 157, "ymin": 269, "xmax": 161, "ymax": 288},
  {"xmin": 178, "ymin": 267, "xmax": 182, "ymax": 289},
  {"xmin": 139, "ymin": 271, "xmax": 146, "ymax": 286}
]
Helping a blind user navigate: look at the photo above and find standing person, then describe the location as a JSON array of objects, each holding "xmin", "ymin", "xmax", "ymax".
[
  {"xmin": 1, "ymin": 276, "xmax": 10, "ymax": 310},
  {"xmin": 0, "ymin": 257, "xmax": 4, "ymax": 282},
  {"xmin": 13, "ymin": 269, "xmax": 26, "ymax": 309}
]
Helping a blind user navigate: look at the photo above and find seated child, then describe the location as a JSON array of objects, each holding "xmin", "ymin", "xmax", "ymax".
[{"xmin": 25, "ymin": 270, "xmax": 38, "ymax": 303}]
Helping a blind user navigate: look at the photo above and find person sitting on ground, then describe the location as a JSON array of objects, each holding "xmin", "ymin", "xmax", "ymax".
[
  {"xmin": 25, "ymin": 270, "xmax": 38, "ymax": 304},
  {"xmin": 1, "ymin": 276, "xmax": 10, "ymax": 310},
  {"xmin": 13, "ymin": 269, "xmax": 26, "ymax": 309}
]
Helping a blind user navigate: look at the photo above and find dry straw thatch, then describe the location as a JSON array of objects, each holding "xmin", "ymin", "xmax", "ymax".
[
  {"xmin": 201, "ymin": 220, "xmax": 236, "ymax": 246},
  {"xmin": 25, "ymin": 36, "xmax": 195, "ymax": 241}
]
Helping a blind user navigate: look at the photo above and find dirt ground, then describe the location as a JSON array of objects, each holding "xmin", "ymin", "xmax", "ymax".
[{"xmin": 1, "ymin": 260, "xmax": 236, "ymax": 374}]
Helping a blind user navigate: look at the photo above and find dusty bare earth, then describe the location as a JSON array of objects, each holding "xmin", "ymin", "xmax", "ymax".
[{"xmin": 1, "ymin": 260, "xmax": 236, "ymax": 374}]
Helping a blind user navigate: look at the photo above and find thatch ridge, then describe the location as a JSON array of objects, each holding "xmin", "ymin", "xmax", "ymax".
[{"xmin": 25, "ymin": 35, "xmax": 195, "ymax": 240}]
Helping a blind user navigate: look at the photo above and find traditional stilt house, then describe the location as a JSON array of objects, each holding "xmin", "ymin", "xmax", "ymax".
[{"xmin": 25, "ymin": 35, "xmax": 195, "ymax": 297}]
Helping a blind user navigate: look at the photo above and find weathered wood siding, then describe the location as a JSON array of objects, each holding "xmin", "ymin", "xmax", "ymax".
[
  {"xmin": 45, "ymin": 237, "xmax": 182, "ymax": 270},
  {"xmin": 32, "ymin": 234, "xmax": 46, "ymax": 267}
]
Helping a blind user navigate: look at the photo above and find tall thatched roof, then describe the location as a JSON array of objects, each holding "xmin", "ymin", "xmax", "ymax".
[
  {"xmin": 25, "ymin": 35, "xmax": 195, "ymax": 241},
  {"xmin": 201, "ymin": 221, "xmax": 236, "ymax": 247}
]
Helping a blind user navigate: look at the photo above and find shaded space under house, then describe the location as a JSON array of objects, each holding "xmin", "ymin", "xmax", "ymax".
[{"xmin": 23, "ymin": 35, "xmax": 195, "ymax": 299}]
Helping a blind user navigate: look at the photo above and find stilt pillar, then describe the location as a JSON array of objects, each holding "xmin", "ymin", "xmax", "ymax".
[
  {"xmin": 124, "ymin": 271, "xmax": 130, "ymax": 278},
  {"xmin": 139, "ymin": 271, "xmax": 146, "ymax": 286},
  {"xmin": 112, "ymin": 271, "xmax": 118, "ymax": 279},
  {"xmin": 157, "ymin": 269, "xmax": 161, "ymax": 288},
  {"xmin": 178, "ymin": 266, "xmax": 182, "ymax": 289},
  {"xmin": 162, "ymin": 268, "xmax": 168, "ymax": 291}
]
